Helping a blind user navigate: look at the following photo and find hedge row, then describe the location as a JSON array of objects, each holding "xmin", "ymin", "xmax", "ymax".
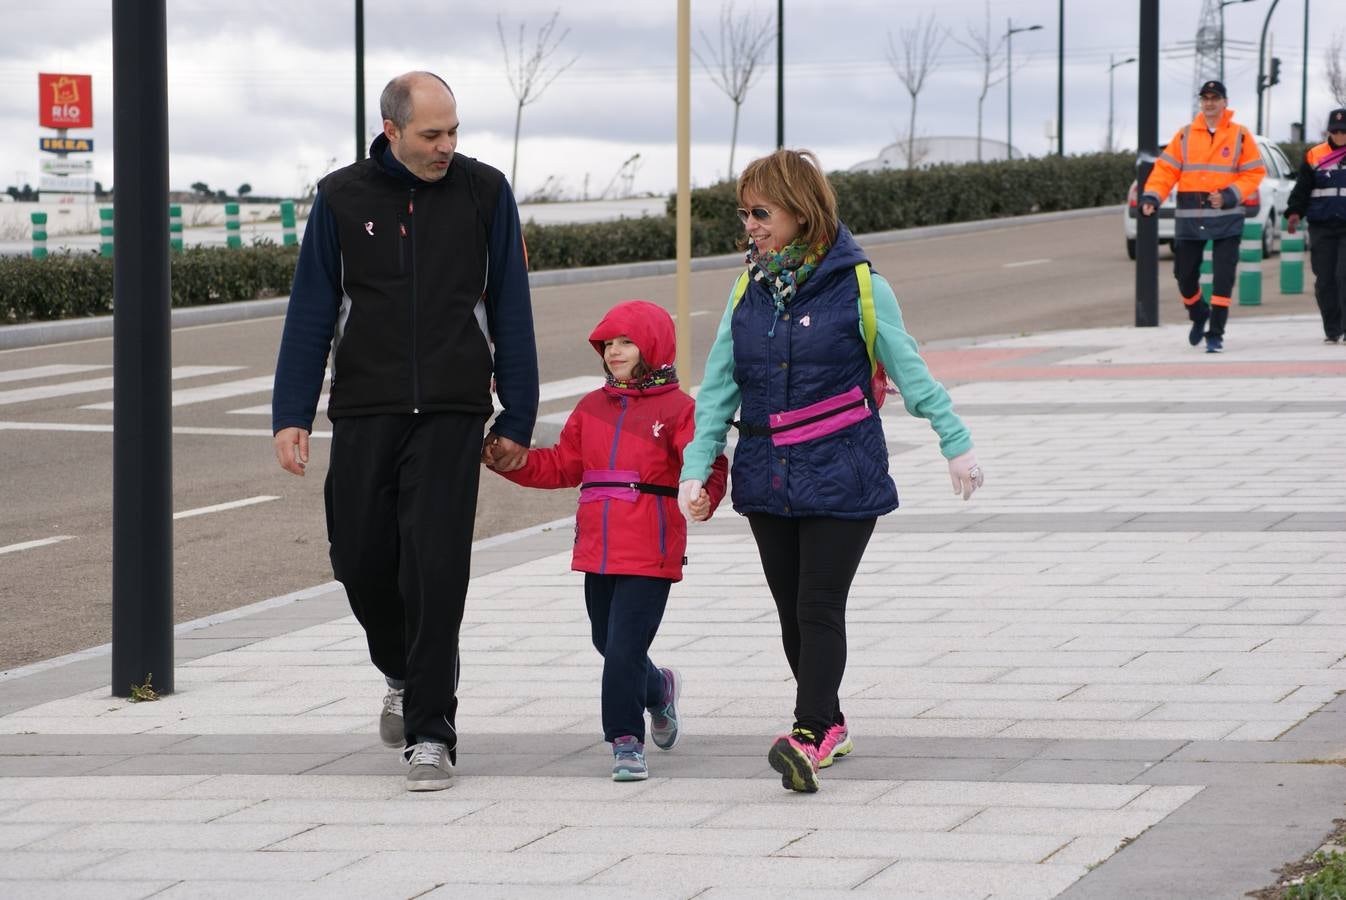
[
  {"xmin": 5, "ymin": 153, "xmax": 1136, "ymax": 323},
  {"xmin": 0, "ymin": 244, "xmax": 300, "ymax": 324}
]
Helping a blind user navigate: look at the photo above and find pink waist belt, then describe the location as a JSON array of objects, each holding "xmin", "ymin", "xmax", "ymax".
[
  {"xmin": 579, "ymin": 468, "xmax": 678, "ymax": 503},
  {"xmin": 730, "ymin": 386, "xmax": 873, "ymax": 447}
]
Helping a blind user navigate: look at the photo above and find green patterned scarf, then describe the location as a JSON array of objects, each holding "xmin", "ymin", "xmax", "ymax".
[{"xmin": 746, "ymin": 237, "xmax": 831, "ymax": 336}]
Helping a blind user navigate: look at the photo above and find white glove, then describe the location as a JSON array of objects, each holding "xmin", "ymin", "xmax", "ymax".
[
  {"xmin": 948, "ymin": 450, "xmax": 983, "ymax": 501},
  {"xmin": 677, "ymin": 479, "xmax": 703, "ymax": 519}
]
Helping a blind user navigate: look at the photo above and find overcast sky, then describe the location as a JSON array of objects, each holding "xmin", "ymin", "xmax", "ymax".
[{"xmin": 2, "ymin": 0, "xmax": 1342, "ymax": 202}]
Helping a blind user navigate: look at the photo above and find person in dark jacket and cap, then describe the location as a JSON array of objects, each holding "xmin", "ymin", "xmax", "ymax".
[
  {"xmin": 1286, "ymin": 108, "xmax": 1346, "ymax": 343},
  {"xmin": 679, "ymin": 149, "xmax": 982, "ymax": 793}
]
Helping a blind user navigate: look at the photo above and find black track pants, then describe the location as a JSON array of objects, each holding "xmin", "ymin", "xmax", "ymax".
[
  {"xmin": 324, "ymin": 412, "xmax": 486, "ymax": 753},
  {"xmin": 747, "ymin": 514, "xmax": 876, "ymax": 737}
]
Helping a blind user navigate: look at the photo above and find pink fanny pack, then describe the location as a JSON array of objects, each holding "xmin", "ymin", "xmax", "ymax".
[
  {"xmin": 579, "ymin": 469, "xmax": 678, "ymax": 503},
  {"xmin": 764, "ymin": 386, "xmax": 873, "ymax": 447}
]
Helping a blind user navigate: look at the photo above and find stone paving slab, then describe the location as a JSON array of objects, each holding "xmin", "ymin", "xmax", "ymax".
[{"xmin": 0, "ymin": 314, "xmax": 1343, "ymax": 897}]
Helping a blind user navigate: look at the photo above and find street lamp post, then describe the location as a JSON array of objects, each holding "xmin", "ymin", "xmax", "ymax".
[
  {"xmin": 1256, "ymin": 0, "xmax": 1282, "ymax": 134},
  {"xmin": 1108, "ymin": 55, "xmax": 1137, "ymax": 153},
  {"xmin": 1005, "ymin": 19, "xmax": 1043, "ymax": 161}
]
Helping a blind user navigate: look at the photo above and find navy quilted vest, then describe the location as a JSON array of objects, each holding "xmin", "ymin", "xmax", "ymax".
[{"xmin": 729, "ymin": 225, "xmax": 899, "ymax": 518}]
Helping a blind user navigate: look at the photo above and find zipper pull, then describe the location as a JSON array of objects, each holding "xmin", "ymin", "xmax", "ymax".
[{"xmin": 399, "ymin": 223, "xmax": 407, "ymax": 238}]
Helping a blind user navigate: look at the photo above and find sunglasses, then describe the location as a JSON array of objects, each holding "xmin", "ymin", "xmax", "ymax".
[{"xmin": 736, "ymin": 206, "xmax": 773, "ymax": 224}]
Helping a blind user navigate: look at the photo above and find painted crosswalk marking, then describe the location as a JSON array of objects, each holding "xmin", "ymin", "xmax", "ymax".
[
  {"xmin": 0, "ymin": 365, "xmax": 110, "ymax": 384},
  {"xmin": 174, "ymin": 495, "xmax": 280, "ymax": 520},
  {"xmin": 0, "ymin": 536, "xmax": 74, "ymax": 555},
  {"xmin": 0, "ymin": 366, "xmax": 240, "ymax": 406},
  {"xmin": 227, "ymin": 376, "xmax": 602, "ymax": 416},
  {"xmin": 82, "ymin": 375, "xmax": 273, "ymax": 410}
]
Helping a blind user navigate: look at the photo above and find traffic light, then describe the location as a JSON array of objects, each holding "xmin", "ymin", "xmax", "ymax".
[{"xmin": 1268, "ymin": 57, "xmax": 1281, "ymax": 87}]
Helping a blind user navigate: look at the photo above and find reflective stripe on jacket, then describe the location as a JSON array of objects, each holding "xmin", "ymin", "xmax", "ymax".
[
  {"xmin": 1141, "ymin": 109, "xmax": 1266, "ymax": 241},
  {"xmin": 1290, "ymin": 142, "xmax": 1346, "ymax": 226}
]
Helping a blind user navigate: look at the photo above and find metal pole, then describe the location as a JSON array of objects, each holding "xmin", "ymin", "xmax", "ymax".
[
  {"xmin": 1300, "ymin": 0, "xmax": 1309, "ymax": 141},
  {"xmin": 111, "ymin": 0, "xmax": 174, "ymax": 696},
  {"xmin": 1256, "ymin": 0, "xmax": 1282, "ymax": 134},
  {"xmin": 776, "ymin": 0, "xmax": 784, "ymax": 149},
  {"xmin": 1220, "ymin": 4, "xmax": 1226, "ymax": 82},
  {"xmin": 1057, "ymin": 0, "xmax": 1064, "ymax": 155},
  {"xmin": 676, "ymin": 0, "xmax": 692, "ymax": 382},
  {"xmin": 1108, "ymin": 56, "xmax": 1116, "ymax": 154},
  {"xmin": 355, "ymin": 0, "xmax": 365, "ymax": 161},
  {"xmin": 1136, "ymin": 0, "xmax": 1160, "ymax": 327},
  {"xmin": 1006, "ymin": 19, "xmax": 1014, "ymax": 161}
]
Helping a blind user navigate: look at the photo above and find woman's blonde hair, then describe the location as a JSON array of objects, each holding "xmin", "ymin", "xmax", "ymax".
[{"xmin": 736, "ymin": 149, "xmax": 838, "ymax": 248}]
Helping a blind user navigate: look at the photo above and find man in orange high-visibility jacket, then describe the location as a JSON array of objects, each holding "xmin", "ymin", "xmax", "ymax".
[{"xmin": 1141, "ymin": 80, "xmax": 1265, "ymax": 353}]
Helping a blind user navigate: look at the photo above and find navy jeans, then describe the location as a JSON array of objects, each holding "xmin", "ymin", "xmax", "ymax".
[{"xmin": 584, "ymin": 573, "xmax": 670, "ymax": 743}]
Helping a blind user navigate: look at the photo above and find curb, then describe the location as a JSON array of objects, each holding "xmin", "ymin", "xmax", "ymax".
[{"xmin": 0, "ymin": 206, "xmax": 1117, "ymax": 351}]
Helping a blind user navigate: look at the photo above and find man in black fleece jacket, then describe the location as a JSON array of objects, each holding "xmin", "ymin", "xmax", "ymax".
[{"xmin": 271, "ymin": 71, "xmax": 538, "ymax": 791}]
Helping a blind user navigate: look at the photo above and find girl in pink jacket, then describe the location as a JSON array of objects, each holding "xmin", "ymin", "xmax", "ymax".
[{"xmin": 497, "ymin": 300, "xmax": 727, "ymax": 781}]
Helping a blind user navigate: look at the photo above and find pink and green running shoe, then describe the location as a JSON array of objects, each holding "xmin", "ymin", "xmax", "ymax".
[
  {"xmin": 818, "ymin": 717, "xmax": 853, "ymax": 768},
  {"xmin": 767, "ymin": 727, "xmax": 821, "ymax": 793}
]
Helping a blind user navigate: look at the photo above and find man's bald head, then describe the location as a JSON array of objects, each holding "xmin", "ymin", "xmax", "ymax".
[{"xmin": 379, "ymin": 72, "xmax": 454, "ymax": 132}]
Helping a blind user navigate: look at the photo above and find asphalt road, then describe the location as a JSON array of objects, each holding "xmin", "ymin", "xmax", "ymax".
[{"xmin": 0, "ymin": 209, "xmax": 1320, "ymax": 669}]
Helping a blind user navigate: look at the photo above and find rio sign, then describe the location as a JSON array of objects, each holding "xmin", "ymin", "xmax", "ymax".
[{"xmin": 39, "ymin": 73, "xmax": 93, "ymax": 129}]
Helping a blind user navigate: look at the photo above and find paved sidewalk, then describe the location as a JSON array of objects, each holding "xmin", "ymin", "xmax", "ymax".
[{"xmin": 2, "ymin": 314, "xmax": 1345, "ymax": 898}]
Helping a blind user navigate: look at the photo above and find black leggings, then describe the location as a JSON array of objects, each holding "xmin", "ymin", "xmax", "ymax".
[{"xmin": 747, "ymin": 514, "xmax": 876, "ymax": 737}]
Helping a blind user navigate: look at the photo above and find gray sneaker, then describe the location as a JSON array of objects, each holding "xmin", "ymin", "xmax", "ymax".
[
  {"xmin": 648, "ymin": 667, "xmax": 681, "ymax": 751},
  {"xmin": 405, "ymin": 741, "xmax": 453, "ymax": 791},
  {"xmin": 612, "ymin": 735, "xmax": 648, "ymax": 781},
  {"xmin": 379, "ymin": 687, "xmax": 404, "ymax": 748}
]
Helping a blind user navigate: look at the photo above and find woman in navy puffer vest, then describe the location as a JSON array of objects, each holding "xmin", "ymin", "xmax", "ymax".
[{"xmin": 679, "ymin": 150, "xmax": 984, "ymax": 793}]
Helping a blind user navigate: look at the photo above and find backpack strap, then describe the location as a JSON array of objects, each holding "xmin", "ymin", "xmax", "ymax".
[
  {"xmin": 731, "ymin": 270, "xmax": 751, "ymax": 308},
  {"xmin": 856, "ymin": 263, "xmax": 878, "ymax": 378}
]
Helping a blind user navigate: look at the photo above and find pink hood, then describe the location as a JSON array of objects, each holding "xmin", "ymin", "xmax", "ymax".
[{"xmin": 587, "ymin": 300, "xmax": 677, "ymax": 369}]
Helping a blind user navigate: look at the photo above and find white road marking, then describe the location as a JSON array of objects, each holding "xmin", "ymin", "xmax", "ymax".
[
  {"xmin": 0, "ymin": 536, "xmax": 74, "ymax": 555},
  {"xmin": 0, "ymin": 365, "xmax": 110, "ymax": 384},
  {"xmin": 174, "ymin": 495, "xmax": 279, "ymax": 520},
  {"xmin": 690, "ymin": 310, "xmax": 712, "ymax": 317},
  {"xmin": 82, "ymin": 374, "xmax": 274, "ymax": 410},
  {"xmin": 0, "ymin": 421, "xmax": 332, "ymax": 438},
  {"xmin": 0, "ymin": 366, "xmax": 240, "ymax": 406},
  {"xmin": 1004, "ymin": 258, "xmax": 1052, "ymax": 268},
  {"xmin": 230, "ymin": 394, "xmax": 328, "ymax": 416}
]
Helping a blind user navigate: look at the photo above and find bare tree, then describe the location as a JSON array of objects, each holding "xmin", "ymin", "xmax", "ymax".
[
  {"xmin": 695, "ymin": 1, "xmax": 774, "ymax": 179},
  {"xmin": 952, "ymin": 1, "xmax": 1010, "ymax": 161},
  {"xmin": 497, "ymin": 11, "xmax": 579, "ymax": 190},
  {"xmin": 887, "ymin": 13, "xmax": 947, "ymax": 170},
  {"xmin": 1328, "ymin": 31, "xmax": 1346, "ymax": 109}
]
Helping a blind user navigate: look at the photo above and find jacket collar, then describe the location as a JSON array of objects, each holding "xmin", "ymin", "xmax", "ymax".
[{"xmin": 367, "ymin": 132, "xmax": 450, "ymax": 187}]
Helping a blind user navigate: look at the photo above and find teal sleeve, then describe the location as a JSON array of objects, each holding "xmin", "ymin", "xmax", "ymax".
[
  {"xmin": 679, "ymin": 287, "xmax": 742, "ymax": 483},
  {"xmin": 866, "ymin": 273, "xmax": 973, "ymax": 459}
]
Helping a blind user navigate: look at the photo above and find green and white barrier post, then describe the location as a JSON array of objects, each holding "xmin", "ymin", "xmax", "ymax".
[
  {"xmin": 1280, "ymin": 217, "xmax": 1305, "ymax": 294},
  {"xmin": 1199, "ymin": 241, "xmax": 1214, "ymax": 303},
  {"xmin": 280, "ymin": 200, "xmax": 297, "ymax": 246},
  {"xmin": 1237, "ymin": 218, "xmax": 1262, "ymax": 306},
  {"xmin": 225, "ymin": 202, "xmax": 241, "ymax": 249},
  {"xmin": 168, "ymin": 204, "xmax": 183, "ymax": 252},
  {"xmin": 30, "ymin": 212, "xmax": 48, "ymax": 259},
  {"xmin": 99, "ymin": 207, "xmax": 114, "ymax": 258}
]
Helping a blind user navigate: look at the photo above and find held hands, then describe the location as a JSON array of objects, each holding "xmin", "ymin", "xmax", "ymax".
[
  {"xmin": 1207, "ymin": 190, "xmax": 1224, "ymax": 209},
  {"xmin": 1287, "ymin": 213, "xmax": 1300, "ymax": 235},
  {"xmin": 678, "ymin": 479, "xmax": 707, "ymax": 521},
  {"xmin": 274, "ymin": 427, "xmax": 310, "ymax": 476},
  {"xmin": 482, "ymin": 432, "xmax": 527, "ymax": 472},
  {"xmin": 948, "ymin": 450, "xmax": 984, "ymax": 501}
]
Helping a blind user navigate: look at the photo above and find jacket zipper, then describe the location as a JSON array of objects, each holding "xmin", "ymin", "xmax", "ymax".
[
  {"xmin": 600, "ymin": 395, "xmax": 630, "ymax": 575},
  {"xmin": 407, "ymin": 189, "xmax": 420, "ymax": 413}
]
